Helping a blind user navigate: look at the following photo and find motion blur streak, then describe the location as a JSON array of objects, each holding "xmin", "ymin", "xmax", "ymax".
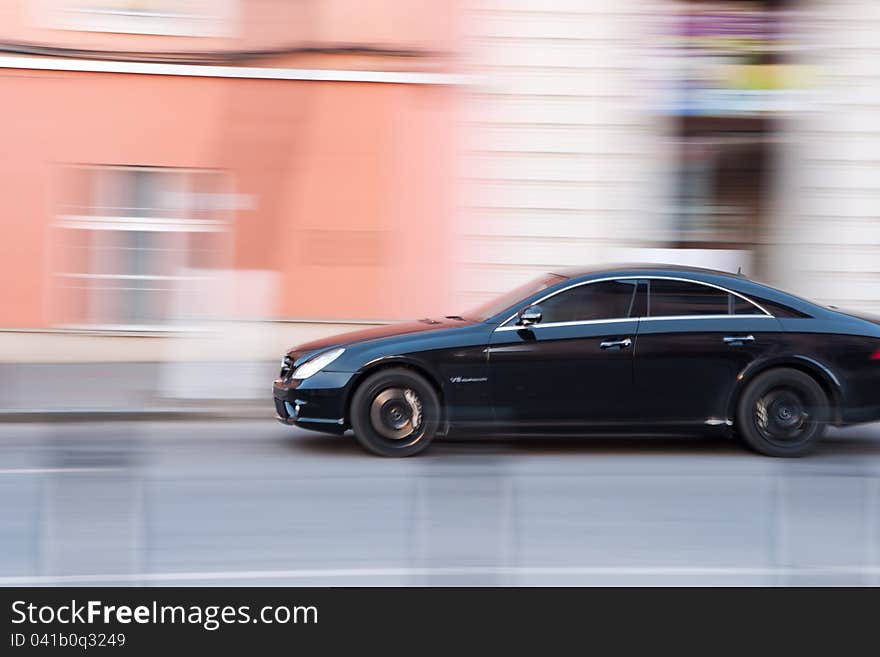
[
  {"xmin": 1, "ymin": 1, "xmax": 880, "ymax": 585},
  {"xmin": 1, "ymin": 421, "xmax": 880, "ymax": 587}
]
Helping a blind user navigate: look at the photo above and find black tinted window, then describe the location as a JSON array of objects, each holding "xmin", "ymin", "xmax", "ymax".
[
  {"xmin": 540, "ymin": 280, "xmax": 638, "ymax": 323},
  {"xmin": 649, "ymin": 280, "xmax": 729, "ymax": 317},
  {"xmin": 743, "ymin": 294, "xmax": 809, "ymax": 318},
  {"xmin": 734, "ymin": 296, "xmax": 761, "ymax": 315}
]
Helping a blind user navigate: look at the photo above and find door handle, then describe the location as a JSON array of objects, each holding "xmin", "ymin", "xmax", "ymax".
[
  {"xmin": 600, "ymin": 338, "xmax": 632, "ymax": 350},
  {"xmin": 723, "ymin": 335, "xmax": 755, "ymax": 345}
]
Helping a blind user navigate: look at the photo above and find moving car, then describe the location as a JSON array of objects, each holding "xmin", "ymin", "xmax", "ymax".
[{"xmin": 273, "ymin": 264, "xmax": 880, "ymax": 457}]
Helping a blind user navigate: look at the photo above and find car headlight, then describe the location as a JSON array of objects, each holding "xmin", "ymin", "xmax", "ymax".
[{"xmin": 291, "ymin": 347, "xmax": 345, "ymax": 380}]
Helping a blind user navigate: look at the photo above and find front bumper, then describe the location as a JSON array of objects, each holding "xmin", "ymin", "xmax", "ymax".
[{"xmin": 272, "ymin": 370, "xmax": 355, "ymax": 435}]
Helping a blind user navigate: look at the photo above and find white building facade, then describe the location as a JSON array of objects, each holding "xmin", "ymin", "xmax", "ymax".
[{"xmin": 460, "ymin": 0, "xmax": 880, "ymax": 314}]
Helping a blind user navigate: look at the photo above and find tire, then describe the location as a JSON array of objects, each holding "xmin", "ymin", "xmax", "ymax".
[
  {"xmin": 349, "ymin": 367, "xmax": 441, "ymax": 457},
  {"xmin": 735, "ymin": 368, "xmax": 828, "ymax": 457}
]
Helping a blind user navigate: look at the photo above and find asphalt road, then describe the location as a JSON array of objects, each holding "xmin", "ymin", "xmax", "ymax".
[{"xmin": 1, "ymin": 419, "xmax": 880, "ymax": 586}]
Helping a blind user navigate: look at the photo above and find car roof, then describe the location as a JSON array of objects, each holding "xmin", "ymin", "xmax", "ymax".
[
  {"xmin": 552, "ymin": 263, "xmax": 747, "ymax": 281},
  {"xmin": 544, "ymin": 263, "xmax": 837, "ymax": 319}
]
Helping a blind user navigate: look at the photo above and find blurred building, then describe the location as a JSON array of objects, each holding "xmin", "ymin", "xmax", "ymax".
[
  {"xmin": 460, "ymin": 0, "xmax": 879, "ymax": 316},
  {"xmin": 458, "ymin": 0, "xmax": 668, "ymax": 310},
  {"xmin": 1, "ymin": 0, "xmax": 879, "ymax": 373},
  {"xmin": 0, "ymin": 0, "xmax": 459, "ymax": 364}
]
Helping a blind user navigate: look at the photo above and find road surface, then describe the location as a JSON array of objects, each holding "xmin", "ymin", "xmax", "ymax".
[{"xmin": 1, "ymin": 419, "xmax": 879, "ymax": 586}]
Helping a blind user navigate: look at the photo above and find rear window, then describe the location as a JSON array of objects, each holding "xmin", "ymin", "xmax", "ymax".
[
  {"xmin": 649, "ymin": 279, "xmax": 729, "ymax": 317},
  {"xmin": 647, "ymin": 279, "xmax": 806, "ymax": 318},
  {"xmin": 743, "ymin": 295, "xmax": 812, "ymax": 318},
  {"xmin": 734, "ymin": 296, "xmax": 763, "ymax": 315}
]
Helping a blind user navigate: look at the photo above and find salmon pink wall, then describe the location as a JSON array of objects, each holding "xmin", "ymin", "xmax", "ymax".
[
  {"xmin": 2, "ymin": 1, "xmax": 458, "ymax": 55},
  {"xmin": 0, "ymin": 0, "xmax": 460, "ymax": 327},
  {"xmin": 0, "ymin": 68, "xmax": 457, "ymax": 326},
  {"xmin": 275, "ymin": 82, "xmax": 457, "ymax": 319}
]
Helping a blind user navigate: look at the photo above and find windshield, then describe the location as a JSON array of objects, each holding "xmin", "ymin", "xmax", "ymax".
[{"xmin": 463, "ymin": 273, "xmax": 566, "ymax": 322}]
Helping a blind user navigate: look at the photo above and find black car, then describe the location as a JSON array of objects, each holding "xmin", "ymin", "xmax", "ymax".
[{"xmin": 273, "ymin": 264, "xmax": 880, "ymax": 457}]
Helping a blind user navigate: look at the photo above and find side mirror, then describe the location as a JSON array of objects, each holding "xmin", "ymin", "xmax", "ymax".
[{"xmin": 517, "ymin": 304, "xmax": 543, "ymax": 327}]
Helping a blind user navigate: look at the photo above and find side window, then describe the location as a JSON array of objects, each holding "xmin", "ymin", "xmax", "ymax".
[
  {"xmin": 734, "ymin": 296, "xmax": 763, "ymax": 315},
  {"xmin": 648, "ymin": 280, "xmax": 729, "ymax": 317},
  {"xmin": 741, "ymin": 294, "xmax": 808, "ymax": 318},
  {"xmin": 539, "ymin": 280, "xmax": 638, "ymax": 324}
]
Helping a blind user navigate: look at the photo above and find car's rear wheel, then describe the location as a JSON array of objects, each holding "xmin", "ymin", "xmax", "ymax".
[
  {"xmin": 350, "ymin": 368, "xmax": 440, "ymax": 457},
  {"xmin": 736, "ymin": 368, "xmax": 828, "ymax": 457}
]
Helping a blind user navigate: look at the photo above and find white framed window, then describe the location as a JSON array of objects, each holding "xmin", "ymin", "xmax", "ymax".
[
  {"xmin": 53, "ymin": 165, "xmax": 236, "ymax": 331},
  {"xmin": 38, "ymin": 0, "xmax": 238, "ymax": 37}
]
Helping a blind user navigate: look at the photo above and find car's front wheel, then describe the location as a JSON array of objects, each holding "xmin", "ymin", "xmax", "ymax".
[
  {"xmin": 736, "ymin": 368, "xmax": 828, "ymax": 457},
  {"xmin": 350, "ymin": 367, "xmax": 441, "ymax": 457}
]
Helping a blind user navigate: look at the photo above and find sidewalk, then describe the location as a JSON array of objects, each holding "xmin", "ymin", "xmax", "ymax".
[{"xmin": 0, "ymin": 362, "xmax": 275, "ymax": 421}]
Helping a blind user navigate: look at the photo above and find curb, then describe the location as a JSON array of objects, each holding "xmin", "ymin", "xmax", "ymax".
[{"xmin": 0, "ymin": 406, "xmax": 270, "ymax": 423}]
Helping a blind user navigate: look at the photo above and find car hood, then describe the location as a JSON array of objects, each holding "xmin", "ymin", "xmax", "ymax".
[{"xmin": 285, "ymin": 318, "xmax": 474, "ymax": 364}]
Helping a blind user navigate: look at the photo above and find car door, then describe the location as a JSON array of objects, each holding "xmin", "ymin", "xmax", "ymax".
[
  {"xmin": 488, "ymin": 278, "xmax": 644, "ymax": 431},
  {"xmin": 633, "ymin": 277, "xmax": 783, "ymax": 426}
]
